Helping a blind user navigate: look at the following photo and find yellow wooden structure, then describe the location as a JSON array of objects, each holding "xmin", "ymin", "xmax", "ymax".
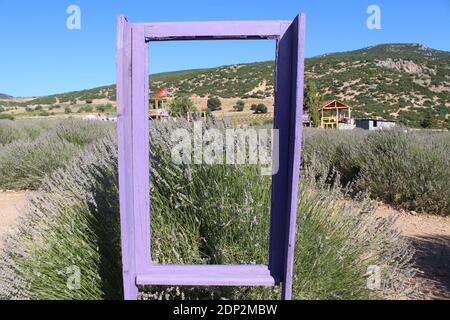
[
  {"xmin": 320, "ymin": 100, "xmax": 352, "ymax": 129},
  {"xmin": 150, "ymin": 98, "xmax": 167, "ymax": 110}
]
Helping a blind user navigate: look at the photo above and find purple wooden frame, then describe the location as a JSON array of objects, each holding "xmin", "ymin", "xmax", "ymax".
[{"xmin": 116, "ymin": 14, "xmax": 306, "ymax": 301}]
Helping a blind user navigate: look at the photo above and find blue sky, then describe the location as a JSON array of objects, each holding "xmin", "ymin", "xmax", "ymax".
[{"xmin": 0, "ymin": 0, "xmax": 449, "ymax": 97}]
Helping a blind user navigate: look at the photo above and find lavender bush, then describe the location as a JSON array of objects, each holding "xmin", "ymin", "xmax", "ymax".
[
  {"xmin": 0, "ymin": 119, "xmax": 413, "ymax": 300},
  {"xmin": 0, "ymin": 120, "xmax": 45, "ymax": 146},
  {"xmin": 0, "ymin": 119, "xmax": 113, "ymax": 190},
  {"xmin": 303, "ymin": 128, "xmax": 450, "ymax": 216}
]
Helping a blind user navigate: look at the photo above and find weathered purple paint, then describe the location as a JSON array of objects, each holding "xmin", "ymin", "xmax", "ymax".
[
  {"xmin": 137, "ymin": 265, "xmax": 276, "ymax": 287},
  {"xmin": 116, "ymin": 14, "xmax": 306, "ymax": 300},
  {"xmin": 282, "ymin": 14, "xmax": 306, "ymax": 300},
  {"xmin": 116, "ymin": 16, "xmax": 138, "ymax": 300},
  {"xmin": 270, "ymin": 14, "xmax": 307, "ymax": 300},
  {"xmin": 138, "ymin": 21, "xmax": 289, "ymax": 41},
  {"xmin": 131, "ymin": 25, "xmax": 152, "ymax": 276}
]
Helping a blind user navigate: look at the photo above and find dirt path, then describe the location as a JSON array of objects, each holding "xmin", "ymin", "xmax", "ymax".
[
  {"xmin": 0, "ymin": 191, "xmax": 29, "ymax": 248},
  {"xmin": 376, "ymin": 204, "xmax": 450, "ymax": 300}
]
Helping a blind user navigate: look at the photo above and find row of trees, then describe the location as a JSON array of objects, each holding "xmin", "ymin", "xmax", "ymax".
[
  {"xmin": 169, "ymin": 96, "xmax": 222, "ymax": 115},
  {"xmin": 233, "ymin": 100, "xmax": 268, "ymax": 114},
  {"xmin": 169, "ymin": 97, "xmax": 269, "ymax": 115},
  {"xmin": 167, "ymin": 84, "xmax": 328, "ymax": 119}
]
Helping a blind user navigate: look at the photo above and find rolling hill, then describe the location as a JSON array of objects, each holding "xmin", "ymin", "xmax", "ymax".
[
  {"xmin": 1, "ymin": 43, "xmax": 449, "ymax": 128},
  {"xmin": 0, "ymin": 93, "xmax": 12, "ymax": 100}
]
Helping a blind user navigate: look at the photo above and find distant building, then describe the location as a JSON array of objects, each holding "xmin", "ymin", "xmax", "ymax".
[
  {"xmin": 83, "ymin": 115, "xmax": 98, "ymax": 121},
  {"xmin": 320, "ymin": 100, "xmax": 354, "ymax": 130},
  {"xmin": 355, "ymin": 118, "xmax": 397, "ymax": 131},
  {"xmin": 106, "ymin": 113, "xmax": 118, "ymax": 123},
  {"xmin": 302, "ymin": 112, "xmax": 312, "ymax": 127},
  {"xmin": 149, "ymin": 88, "xmax": 170, "ymax": 119},
  {"xmin": 150, "ymin": 88, "xmax": 169, "ymax": 110}
]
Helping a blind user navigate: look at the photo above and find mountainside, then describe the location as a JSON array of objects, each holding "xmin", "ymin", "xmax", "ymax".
[
  {"xmin": 1, "ymin": 43, "xmax": 449, "ymax": 128},
  {"xmin": 306, "ymin": 43, "xmax": 450, "ymax": 127},
  {"xmin": 0, "ymin": 93, "xmax": 12, "ymax": 100}
]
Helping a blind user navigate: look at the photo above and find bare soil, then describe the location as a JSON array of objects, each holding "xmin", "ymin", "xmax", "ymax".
[
  {"xmin": 0, "ymin": 191, "xmax": 30, "ymax": 248},
  {"xmin": 376, "ymin": 204, "xmax": 450, "ymax": 300}
]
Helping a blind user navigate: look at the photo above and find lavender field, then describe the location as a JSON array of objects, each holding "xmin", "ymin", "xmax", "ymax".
[{"xmin": 0, "ymin": 118, "xmax": 448, "ymax": 299}]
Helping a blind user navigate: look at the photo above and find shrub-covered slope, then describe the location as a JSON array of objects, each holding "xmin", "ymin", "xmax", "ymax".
[
  {"xmin": 2, "ymin": 43, "xmax": 448, "ymax": 128},
  {"xmin": 0, "ymin": 93, "xmax": 12, "ymax": 100}
]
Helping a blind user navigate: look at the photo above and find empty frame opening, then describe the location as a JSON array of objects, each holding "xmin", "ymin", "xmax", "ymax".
[{"xmin": 147, "ymin": 40, "xmax": 277, "ymax": 267}]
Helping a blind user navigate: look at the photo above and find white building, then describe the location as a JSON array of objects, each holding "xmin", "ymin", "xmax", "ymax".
[{"xmin": 355, "ymin": 118, "xmax": 397, "ymax": 131}]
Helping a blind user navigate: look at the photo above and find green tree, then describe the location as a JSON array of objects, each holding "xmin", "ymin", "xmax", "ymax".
[
  {"xmin": 96, "ymin": 105, "xmax": 106, "ymax": 113},
  {"xmin": 169, "ymin": 97, "xmax": 197, "ymax": 115},
  {"xmin": 64, "ymin": 107, "xmax": 72, "ymax": 114},
  {"xmin": 207, "ymin": 97, "xmax": 222, "ymax": 111},
  {"xmin": 304, "ymin": 81, "xmax": 321, "ymax": 127},
  {"xmin": 233, "ymin": 100, "xmax": 245, "ymax": 112},
  {"xmin": 420, "ymin": 112, "xmax": 436, "ymax": 129},
  {"xmin": 254, "ymin": 104, "xmax": 268, "ymax": 114}
]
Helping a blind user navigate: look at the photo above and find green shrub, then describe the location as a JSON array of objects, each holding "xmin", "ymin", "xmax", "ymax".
[
  {"xmin": 420, "ymin": 112, "xmax": 437, "ymax": 129},
  {"xmin": 64, "ymin": 107, "xmax": 72, "ymax": 114},
  {"xmin": 169, "ymin": 97, "xmax": 197, "ymax": 115},
  {"xmin": 39, "ymin": 111, "xmax": 50, "ymax": 117},
  {"xmin": 96, "ymin": 105, "xmax": 107, "ymax": 113},
  {"xmin": 304, "ymin": 81, "xmax": 321, "ymax": 127},
  {"xmin": 207, "ymin": 97, "xmax": 222, "ymax": 111},
  {"xmin": 254, "ymin": 104, "xmax": 268, "ymax": 114},
  {"xmin": 78, "ymin": 106, "xmax": 93, "ymax": 113},
  {"xmin": 233, "ymin": 100, "xmax": 245, "ymax": 112}
]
